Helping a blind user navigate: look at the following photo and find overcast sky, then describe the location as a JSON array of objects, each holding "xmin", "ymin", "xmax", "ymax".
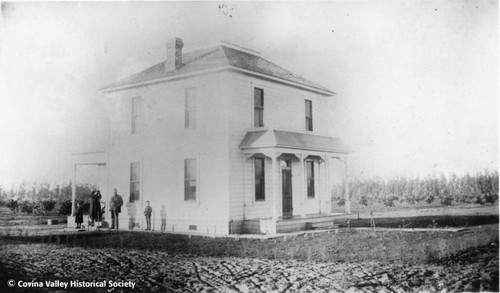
[{"xmin": 0, "ymin": 1, "xmax": 497, "ymax": 187}]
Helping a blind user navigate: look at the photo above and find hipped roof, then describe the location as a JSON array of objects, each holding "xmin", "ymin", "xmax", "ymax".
[
  {"xmin": 240, "ymin": 130, "xmax": 351, "ymax": 154},
  {"xmin": 102, "ymin": 44, "xmax": 334, "ymax": 95}
]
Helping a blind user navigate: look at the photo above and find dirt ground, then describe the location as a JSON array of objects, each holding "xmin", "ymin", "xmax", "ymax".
[
  {"xmin": 0, "ymin": 241, "xmax": 497, "ymax": 293},
  {"xmin": 0, "ymin": 204, "xmax": 498, "ymax": 292}
]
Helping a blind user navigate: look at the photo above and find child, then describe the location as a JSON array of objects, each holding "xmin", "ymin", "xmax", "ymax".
[
  {"xmin": 160, "ymin": 205, "xmax": 167, "ymax": 232},
  {"xmin": 144, "ymin": 201, "xmax": 152, "ymax": 230},
  {"xmin": 74, "ymin": 201, "xmax": 84, "ymax": 229}
]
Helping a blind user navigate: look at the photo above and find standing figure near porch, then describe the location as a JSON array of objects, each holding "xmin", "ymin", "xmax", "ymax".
[
  {"xmin": 144, "ymin": 201, "xmax": 152, "ymax": 230},
  {"xmin": 89, "ymin": 190, "xmax": 102, "ymax": 227},
  {"xmin": 74, "ymin": 201, "xmax": 84, "ymax": 229},
  {"xmin": 110, "ymin": 188, "xmax": 123, "ymax": 230}
]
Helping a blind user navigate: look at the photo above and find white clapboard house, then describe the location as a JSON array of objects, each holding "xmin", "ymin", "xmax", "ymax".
[{"xmin": 70, "ymin": 38, "xmax": 351, "ymax": 235}]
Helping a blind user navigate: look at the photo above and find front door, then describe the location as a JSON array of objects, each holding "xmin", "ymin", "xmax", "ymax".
[{"xmin": 282, "ymin": 161, "xmax": 293, "ymax": 218}]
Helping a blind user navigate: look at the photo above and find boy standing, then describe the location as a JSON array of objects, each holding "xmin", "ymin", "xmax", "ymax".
[
  {"xmin": 74, "ymin": 201, "xmax": 84, "ymax": 229},
  {"xmin": 144, "ymin": 201, "xmax": 152, "ymax": 230}
]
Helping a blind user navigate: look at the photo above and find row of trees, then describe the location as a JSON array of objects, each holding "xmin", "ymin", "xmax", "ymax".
[
  {"xmin": 0, "ymin": 182, "xmax": 96, "ymax": 215},
  {"xmin": 332, "ymin": 171, "xmax": 499, "ymax": 207},
  {"xmin": 1, "ymin": 171, "xmax": 498, "ymax": 214}
]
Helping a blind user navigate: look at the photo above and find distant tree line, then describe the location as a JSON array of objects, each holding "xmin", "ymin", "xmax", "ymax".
[
  {"xmin": 1, "ymin": 171, "xmax": 498, "ymax": 215},
  {"xmin": 0, "ymin": 182, "xmax": 97, "ymax": 215},
  {"xmin": 332, "ymin": 171, "xmax": 499, "ymax": 208}
]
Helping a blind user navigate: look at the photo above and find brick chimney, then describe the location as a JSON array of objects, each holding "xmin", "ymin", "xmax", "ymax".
[{"xmin": 165, "ymin": 37, "xmax": 183, "ymax": 72}]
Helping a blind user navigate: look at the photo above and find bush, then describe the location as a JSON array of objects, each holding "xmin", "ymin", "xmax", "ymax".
[
  {"xmin": 484, "ymin": 192, "xmax": 498, "ymax": 204},
  {"xmin": 6, "ymin": 199, "xmax": 18, "ymax": 213},
  {"xmin": 440, "ymin": 191, "xmax": 453, "ymax": 206},
  {"xmin": 58, "ymin": 200, "xmax": 72, "ymax": 216},
  {"xmin": 19, "ymin": 200, "xmax": 34, "ymax": 214},
  {"xmin": 383, "ymin": 195, "xmax": 397, "ymax": 207},
  {"xmin": 425, "ymin": 194, "xmax": 435, "ymax": 204},
  {"xmin": 40, "ymin": 199, "xmax": 56, "ymax": 211}
]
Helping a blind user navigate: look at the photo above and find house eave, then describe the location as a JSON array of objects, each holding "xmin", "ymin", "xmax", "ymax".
[
  {"xmin": 100, "ymin": 65, "xmax": 336, "ymax": 96},
  {"xmin": 100, "ymin": 66, "xmax": 231, "ymax": 93},
  {"xmin": 241, "ymin": 146, "xmax": 348, "ymax": 157},
  {"xmin": 228, "ymin": 67, "xmax": 336, "ymax": 96}
]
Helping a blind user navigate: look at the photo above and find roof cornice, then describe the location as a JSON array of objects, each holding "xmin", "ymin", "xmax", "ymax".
[
  {"xmin": 229, "ymin": 67, "xmax": 335, "ymax": 96},
  {"xmin": 100, "ymin": 65, "xmax": 230, "ymax": 93},
  {"xmin": 101, "ymin": 64, "xmax": 335, "ymax": 96}
]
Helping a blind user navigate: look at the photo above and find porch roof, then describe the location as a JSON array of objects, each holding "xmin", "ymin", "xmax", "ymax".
[
  {"xmin": 239, "ymin": 130, "xmax": 351, "ymax": 154},
  {"xmin": 71, "ymin": 151, "xmax": 107, "ymax": 165}
]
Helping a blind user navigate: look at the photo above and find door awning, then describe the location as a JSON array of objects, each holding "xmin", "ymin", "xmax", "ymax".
[{"xmin": 239, "ymin": 130, "xmax": 351, "ymax": 154}]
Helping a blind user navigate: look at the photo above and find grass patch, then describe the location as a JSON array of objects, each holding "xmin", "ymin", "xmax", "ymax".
[
  {"xmin": 339, "ymin": 214, "xmax": 498, "ymax": 228},
  {"xmin": 1, "ymin": 224, "xmax": 497, "ymax": 265}
]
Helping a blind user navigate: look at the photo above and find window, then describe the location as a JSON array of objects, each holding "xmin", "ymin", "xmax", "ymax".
[
  {"xmin": 132, "ymin": 97, "xmax": 142, "ymax": 134},
  {"xmin": 184, "ymin": 159, "xmax": 197, "ymax": 201},
  {"xmin": 130, "ymin": 162, "xmax": 140, "ymax": 203},
  {"xmin": 185, "ymin": 88, "xmax": 197, "ymax": 129},
  {"xmin": 305, "ymin": 99, "xmax": 313, "ymax": 131},
  {"xmin": 254, "ymin": 88, "xmax": 264, "ymax": 127},
  {"xmin": 254, "ymin": 157, "xmax": 265, "ymax": 201},
  {"xmin": 306, "ymin": 160, "xmax": 315, "ymax": 198}
]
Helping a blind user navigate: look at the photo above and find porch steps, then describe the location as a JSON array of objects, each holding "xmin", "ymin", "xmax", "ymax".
[{"xmin": 277, "ymin": 214, "xmax": 340, "ymax": 233}]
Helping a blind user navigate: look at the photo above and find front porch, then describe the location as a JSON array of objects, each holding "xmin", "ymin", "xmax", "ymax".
[
  {"xmin": 240, "ymin": 213, "xmax": 344, "ymax": 234},
  {"xmin": 277, "ymin": 212, "xmax": 344, "ymax": 232},
  {"xmin": 67, "ymin": 151, "xmax": 108, "ymax": 228},
  {"xmin": 238, "ymin": 129, "xmax": 352, "ymax": 234}
]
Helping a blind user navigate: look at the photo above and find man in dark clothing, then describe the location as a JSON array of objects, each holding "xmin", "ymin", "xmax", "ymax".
[{"xmin": 109, "ymin": 188, "xmax": 123, "ymax": 230}]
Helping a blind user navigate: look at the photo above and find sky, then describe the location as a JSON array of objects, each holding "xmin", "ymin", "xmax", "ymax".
[{"xmin": 0, "ymin": 1, "xmax": 498, "ymax": 187}]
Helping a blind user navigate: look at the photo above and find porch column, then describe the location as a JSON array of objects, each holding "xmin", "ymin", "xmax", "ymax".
[
  {"xmin": 300, "ymin": 153, "xmax": 306, "ymax": 217},
  {"xmin": 343, "ymin": 157, "xmax": 350, "ymax": 214},
  {"xmin": 97, "ymin": 163, "xmax": 107, "ymax": 222},
  {"xmin": 271, "ymin": 152, "xmax": 277, "ymax": 221},
  {"xmin": 71, "ymin": 164, "xmax": 76, "ymax": 216},
  {"xmin": 102, "ymin": 164, "xmax": 109, "ymax": 220},
  {"xmin": 242, "ymin": 156, "xmax": 247, "ymax": 219},
  {"xmin": 325, "ymin": 157, "xmax": 331, "ymax": 214},
  {"xmin": 97, "ymin": 164, "xmax": 101, "ymax": 190},
  {"xmin": 317, "ymin": 158, "xmax": 322, "ymax": 214}
]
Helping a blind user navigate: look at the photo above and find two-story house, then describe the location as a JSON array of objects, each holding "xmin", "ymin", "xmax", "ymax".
[{"xmin": 70, "ymin": 38, "xmax": 351, "ymax": 235}]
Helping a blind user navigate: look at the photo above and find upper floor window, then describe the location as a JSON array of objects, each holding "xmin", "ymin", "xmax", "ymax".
[
  {"xmin": 254, "ymin": 157, "xmax": 265, "ymax": 201},
  {"xmin": 130, "ymin": 162, "xmax": 140, "ymax": 203},
  {"xmin": 131, "ymin": 97, "xmax": 142, "ymax": 134},
  {"xmin": 254, "ymin": 88, "xmax": 264, "ymax": 127},
  {"xmin": 305, "ymin": 99, "xmax": 313, "ymax": 131},
  {"xmin": 184, "ymin": 159, "xmax": 197, "ymax": 201},
  {"xmin": 306, "ymin": 160, "xmax": 315, "ymax": 198},
  {"xmin": 185, "ymin": 88, "xmax": 197, "ymax": 129}
]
